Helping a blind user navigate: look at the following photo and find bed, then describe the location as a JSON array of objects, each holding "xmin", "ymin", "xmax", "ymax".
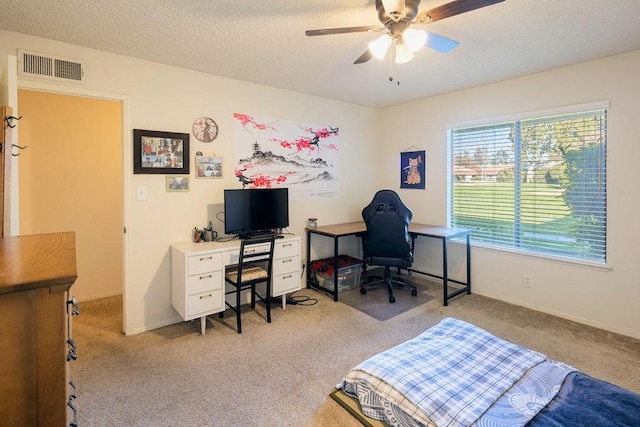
[{"xmin": 335, "ymin": 317, "xmax": 640, "ymax": 427}]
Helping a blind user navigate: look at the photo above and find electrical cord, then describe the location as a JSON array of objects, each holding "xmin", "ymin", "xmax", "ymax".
[
  {"xmin": 286, "ymin": 291, "xmax": 318, "ymax": 306},
  {"xmin": 267, "ymin": 261, "xmax": 314, "ymax": 306},
  {"xmin": 280, "ymin": 265, "xmax": 317, "ymax": 305},
  {"xmin": 269, "ymin": 291, "xmax": 317, "ymax": 306}
]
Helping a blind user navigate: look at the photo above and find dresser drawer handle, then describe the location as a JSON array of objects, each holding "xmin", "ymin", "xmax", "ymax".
[
  {"xmin": 283, "ymin": 243, "xmax": 292, "ymax": 248},
  {"xmin": 199, "ymin": 274, "xmax": 212, "ymax": 280},
  {"xmin": 199, "ymin": 293, "xmax": 213, "ymax": 300},
  {"xmin": 283, "ymin": 275, "xmax": 293, "ymax": 280},
  {"xmin": 199, "ymin": 256, "xmax": 213, "ymax": 261},
  {"xmin": 282, "ymin": 258, "xmax": 293, "ymax": 263}
]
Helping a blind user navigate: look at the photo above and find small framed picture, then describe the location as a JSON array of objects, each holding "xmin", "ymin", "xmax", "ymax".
[
  {"xmin": 400, "ymin": 150, "xmax": 426, "ymax": 189},
  {"xmin": 195, "ymin": 155, "xmax": 223, "ymax": 179},
  {"xmin": 134, "ymin": 129, "xmax": 190, "ymax": 174},
  {"xmin": 166, "ymin": 175, "xmax": 190, "ymax": 192}
]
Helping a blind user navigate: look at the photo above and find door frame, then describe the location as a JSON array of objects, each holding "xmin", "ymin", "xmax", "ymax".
[{"xmin": 17, "ymin": 79, "xmax": 133, "ymax": 335}]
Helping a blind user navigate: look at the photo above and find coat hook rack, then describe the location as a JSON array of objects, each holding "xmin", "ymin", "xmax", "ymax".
[
  {"xmin": 4, "ymin": 115, "xmax": 22, "ymax": 128},
  {"xmin": 12, "ymin": 143, "xmax": 27, "ymax": 156}
]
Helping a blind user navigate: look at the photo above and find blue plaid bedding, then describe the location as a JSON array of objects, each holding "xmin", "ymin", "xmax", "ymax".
[{"xmin": 340, "ymin": 317, "xmax": 556, "ymax": 427}]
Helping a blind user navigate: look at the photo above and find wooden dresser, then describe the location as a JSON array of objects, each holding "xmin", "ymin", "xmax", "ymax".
[{"xmin": 0, "ymin": 232, "xmax": 78, "ymax": 425}]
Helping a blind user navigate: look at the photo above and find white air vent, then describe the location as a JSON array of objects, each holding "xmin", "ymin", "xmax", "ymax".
[{"xmin": 17, "ymin": 49, "xmax": 86, "ymax": 84}]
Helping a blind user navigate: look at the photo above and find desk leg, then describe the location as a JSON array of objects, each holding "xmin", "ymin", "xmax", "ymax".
[
  {"xmin": 466, "ymin": 234, "xmax": 471, "ymax": 294},
  {"xmin": 409, "ymin": 234, "xmax": 417, "ymax": 277},
  {"xmin": 306, "ymin": 230, "xmax": 311, "ymax": 289},
  {"xmin": 442, "ymin": 238, "xmax": 449, "ymax": 306},
  {"xmin": 360, "ymin": 233, "xmax": 367, "ymax": 274},
  {"xmin": 333, "ymin": 237, "xmax": 339, "ymax": 302}
]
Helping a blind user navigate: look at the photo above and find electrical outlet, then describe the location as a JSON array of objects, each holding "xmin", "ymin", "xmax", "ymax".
[{"xmin": 523, "ymin": 274, "xmax": 533, "ymax": 288}]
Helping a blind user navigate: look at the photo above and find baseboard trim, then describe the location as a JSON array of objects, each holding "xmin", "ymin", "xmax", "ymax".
[
  {"xmin": 75, "ymin": 290, "xmax": 123, "ymax": 303},
  {"xmin": 129, "ymin": 317, "xmax": 183, "ymax": 336},
  {"xmin": 472, "ymin": 289, "xmax": 639, "ymax": 340}
]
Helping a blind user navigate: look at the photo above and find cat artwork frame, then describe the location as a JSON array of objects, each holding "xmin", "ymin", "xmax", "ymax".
[{"xmin": 400, "ymin": 150, "xmax": 426, "ymax": 189}]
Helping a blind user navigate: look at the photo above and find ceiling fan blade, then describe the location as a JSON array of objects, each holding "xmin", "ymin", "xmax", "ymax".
[
  {"xmin": 415, "ymin": 0, "xmax": 505, "ymax": 24},
  {"xmin": 354, "ymin": 49, "xmax": 374, "ymax": 64},
  {"xmin": 425, "ymin": 32, "xmax": 459, "ymax": 53},
  {"xmin": 305, "ymin": 26, "xmax": 383, "ymax": 36}
]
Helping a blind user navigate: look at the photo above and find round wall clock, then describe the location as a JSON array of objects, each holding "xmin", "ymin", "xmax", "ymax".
[{"xmin": 192, "ymin": 117, "xmax": 218, "ymax": 143}]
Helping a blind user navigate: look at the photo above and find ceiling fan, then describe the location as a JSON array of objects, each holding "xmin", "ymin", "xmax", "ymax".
[{"xmin": 305, "ymin": 0, "xmax": 505, "ymax": 65}]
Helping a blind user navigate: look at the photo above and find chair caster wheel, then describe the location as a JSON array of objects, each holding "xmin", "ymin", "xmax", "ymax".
[
  {"xmin": 360, "ymin": 288, "xmax": 367, "ymax": 294},
  {"xmin": 389, "ymin": 295, "xmax": 396, "ymax": 303},
  {"xmin": 411, "ymin": 289, "xmax": 418, "ymax": 297}
]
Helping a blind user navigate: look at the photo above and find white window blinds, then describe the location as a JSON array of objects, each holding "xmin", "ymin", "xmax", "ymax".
[{"xmin": 447, "ymin": 107, "xmax": 607, "ymax": 263}]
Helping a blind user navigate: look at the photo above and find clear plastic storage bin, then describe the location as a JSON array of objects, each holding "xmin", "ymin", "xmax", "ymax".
[{"xmin": 310, "ymin": 255, "xmax": 363, "ymax": 292}]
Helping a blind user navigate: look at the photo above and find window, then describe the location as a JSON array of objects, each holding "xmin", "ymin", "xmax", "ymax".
[{"xmin": 447, "ymin": 105, "xmax": 607, "ymax": 264}]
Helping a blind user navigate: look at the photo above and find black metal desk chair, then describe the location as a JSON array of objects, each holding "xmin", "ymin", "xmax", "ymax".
[
  {"xmin": 222, "ymin": 235, "xmax": 275, "ymax": 333},
  {"xmin": 361, "ymin": 190, "xmax": 417, "ymax": 303}
]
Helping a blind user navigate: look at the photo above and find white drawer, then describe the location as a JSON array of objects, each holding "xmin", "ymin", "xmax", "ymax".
[
  {"xmin": 274, "ymin": 255, "xmax": 299, "ymax": 276},
  {"xmin": 187, "ymin": 289, "xmax": 223, "ymax": 316},
  {"xmin": 276, "ymin": 240, "xmax": 299, "ymax": 259},
  {"xmin": 188, "ymin": 252, "xmax": 222, "ymax": 276},
  {"xmin": 186, "ymin": 271, "xmax": 223, "ymax": 295},
  {"xmin": 224, "ymin": 244, "xmax": 271, "ymax": 265},
  {"xmin": 273, "ymin": 271, "xmax": 300, "ymax": 296}
]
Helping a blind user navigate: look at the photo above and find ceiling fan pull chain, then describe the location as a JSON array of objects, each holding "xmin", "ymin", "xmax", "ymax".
[
  {"xmin": 388, "ymin": 49, "xmax": 401, "ymax": 86},
  {"xmin": 388, "ymin": 49, "xmax": 394, "ymax": 82}
]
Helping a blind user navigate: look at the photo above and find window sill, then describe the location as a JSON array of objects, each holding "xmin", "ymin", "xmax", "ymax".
[{"xmin": 471, "ymin": 242, "xmax": 612, "ymax": 272}]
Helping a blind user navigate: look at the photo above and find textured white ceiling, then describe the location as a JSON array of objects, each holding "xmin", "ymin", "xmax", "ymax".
[{"xmin": 2, "ymin": 0, "xmax": 640, "ymax": 108}]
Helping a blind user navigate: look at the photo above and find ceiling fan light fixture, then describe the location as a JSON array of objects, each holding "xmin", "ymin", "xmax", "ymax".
[
  {"xmin": 381, "ymin": 0, "xmax": 405, "ymax": 18},
  {"xmin": 403, "ymin": 28, "xmax": 428, "ymax": 53},
  {"xmin": 395, "ymin": 42, "xmax": 415, "ymax": 64},
  {"xmin": 368, "ymin": 33, "xmax": 392, "ymax": 59}
]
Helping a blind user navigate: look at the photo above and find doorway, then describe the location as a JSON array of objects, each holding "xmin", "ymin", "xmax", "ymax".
[{"xmin": 17, "ymin": 89, "xmax": 124, "ymax": 306}]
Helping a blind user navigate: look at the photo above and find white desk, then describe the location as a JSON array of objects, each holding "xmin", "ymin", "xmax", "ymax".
[{"xmin": 171, "ymin": 235, "xmax": 301, "ymax": 334}]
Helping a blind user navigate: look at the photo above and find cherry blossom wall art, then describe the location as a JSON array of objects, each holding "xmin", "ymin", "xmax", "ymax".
[{"xmin": 233, "ymin": 113, "xmax": 339, "ymax": 201}]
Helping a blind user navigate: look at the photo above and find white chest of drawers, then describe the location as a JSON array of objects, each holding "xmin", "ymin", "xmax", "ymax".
[
  {"xmin": 171, "ymin": 235, "xmax": 301, "ymax": 334},
  {"xmin": 170, "ymin": 246, "xmax": 225, "ymax": 323},
  {"xmin": 272, "ymin": 238, "xmax": 300, "ymax": 301}
]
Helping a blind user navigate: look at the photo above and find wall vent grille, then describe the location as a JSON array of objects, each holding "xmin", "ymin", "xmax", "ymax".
[{"xmin": 18, "ymin": 49, "xmax": 85, "ymax": 84}]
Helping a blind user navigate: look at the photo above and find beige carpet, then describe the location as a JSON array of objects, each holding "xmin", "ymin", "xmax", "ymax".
[{"xmin": 72, "ymin": 275, "xmax": 640, "ymax": 426}]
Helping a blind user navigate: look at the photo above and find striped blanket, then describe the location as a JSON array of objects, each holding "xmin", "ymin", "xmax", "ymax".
[{"xmin": 339, "ymin": 317, "xmax": 574, "ymax": 427}]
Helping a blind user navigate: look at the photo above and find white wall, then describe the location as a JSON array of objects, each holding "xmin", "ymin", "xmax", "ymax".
[
  {"xmin": 380, "ymin": 50, "xmax": 640, "ymax": 339},
  {"xmin": 0, "ymin": 30, "xmax": 382, "ymax": 334},
  {"xmin": 2, "ymin": 29, "xmax": 638, "ymax": 339}
]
